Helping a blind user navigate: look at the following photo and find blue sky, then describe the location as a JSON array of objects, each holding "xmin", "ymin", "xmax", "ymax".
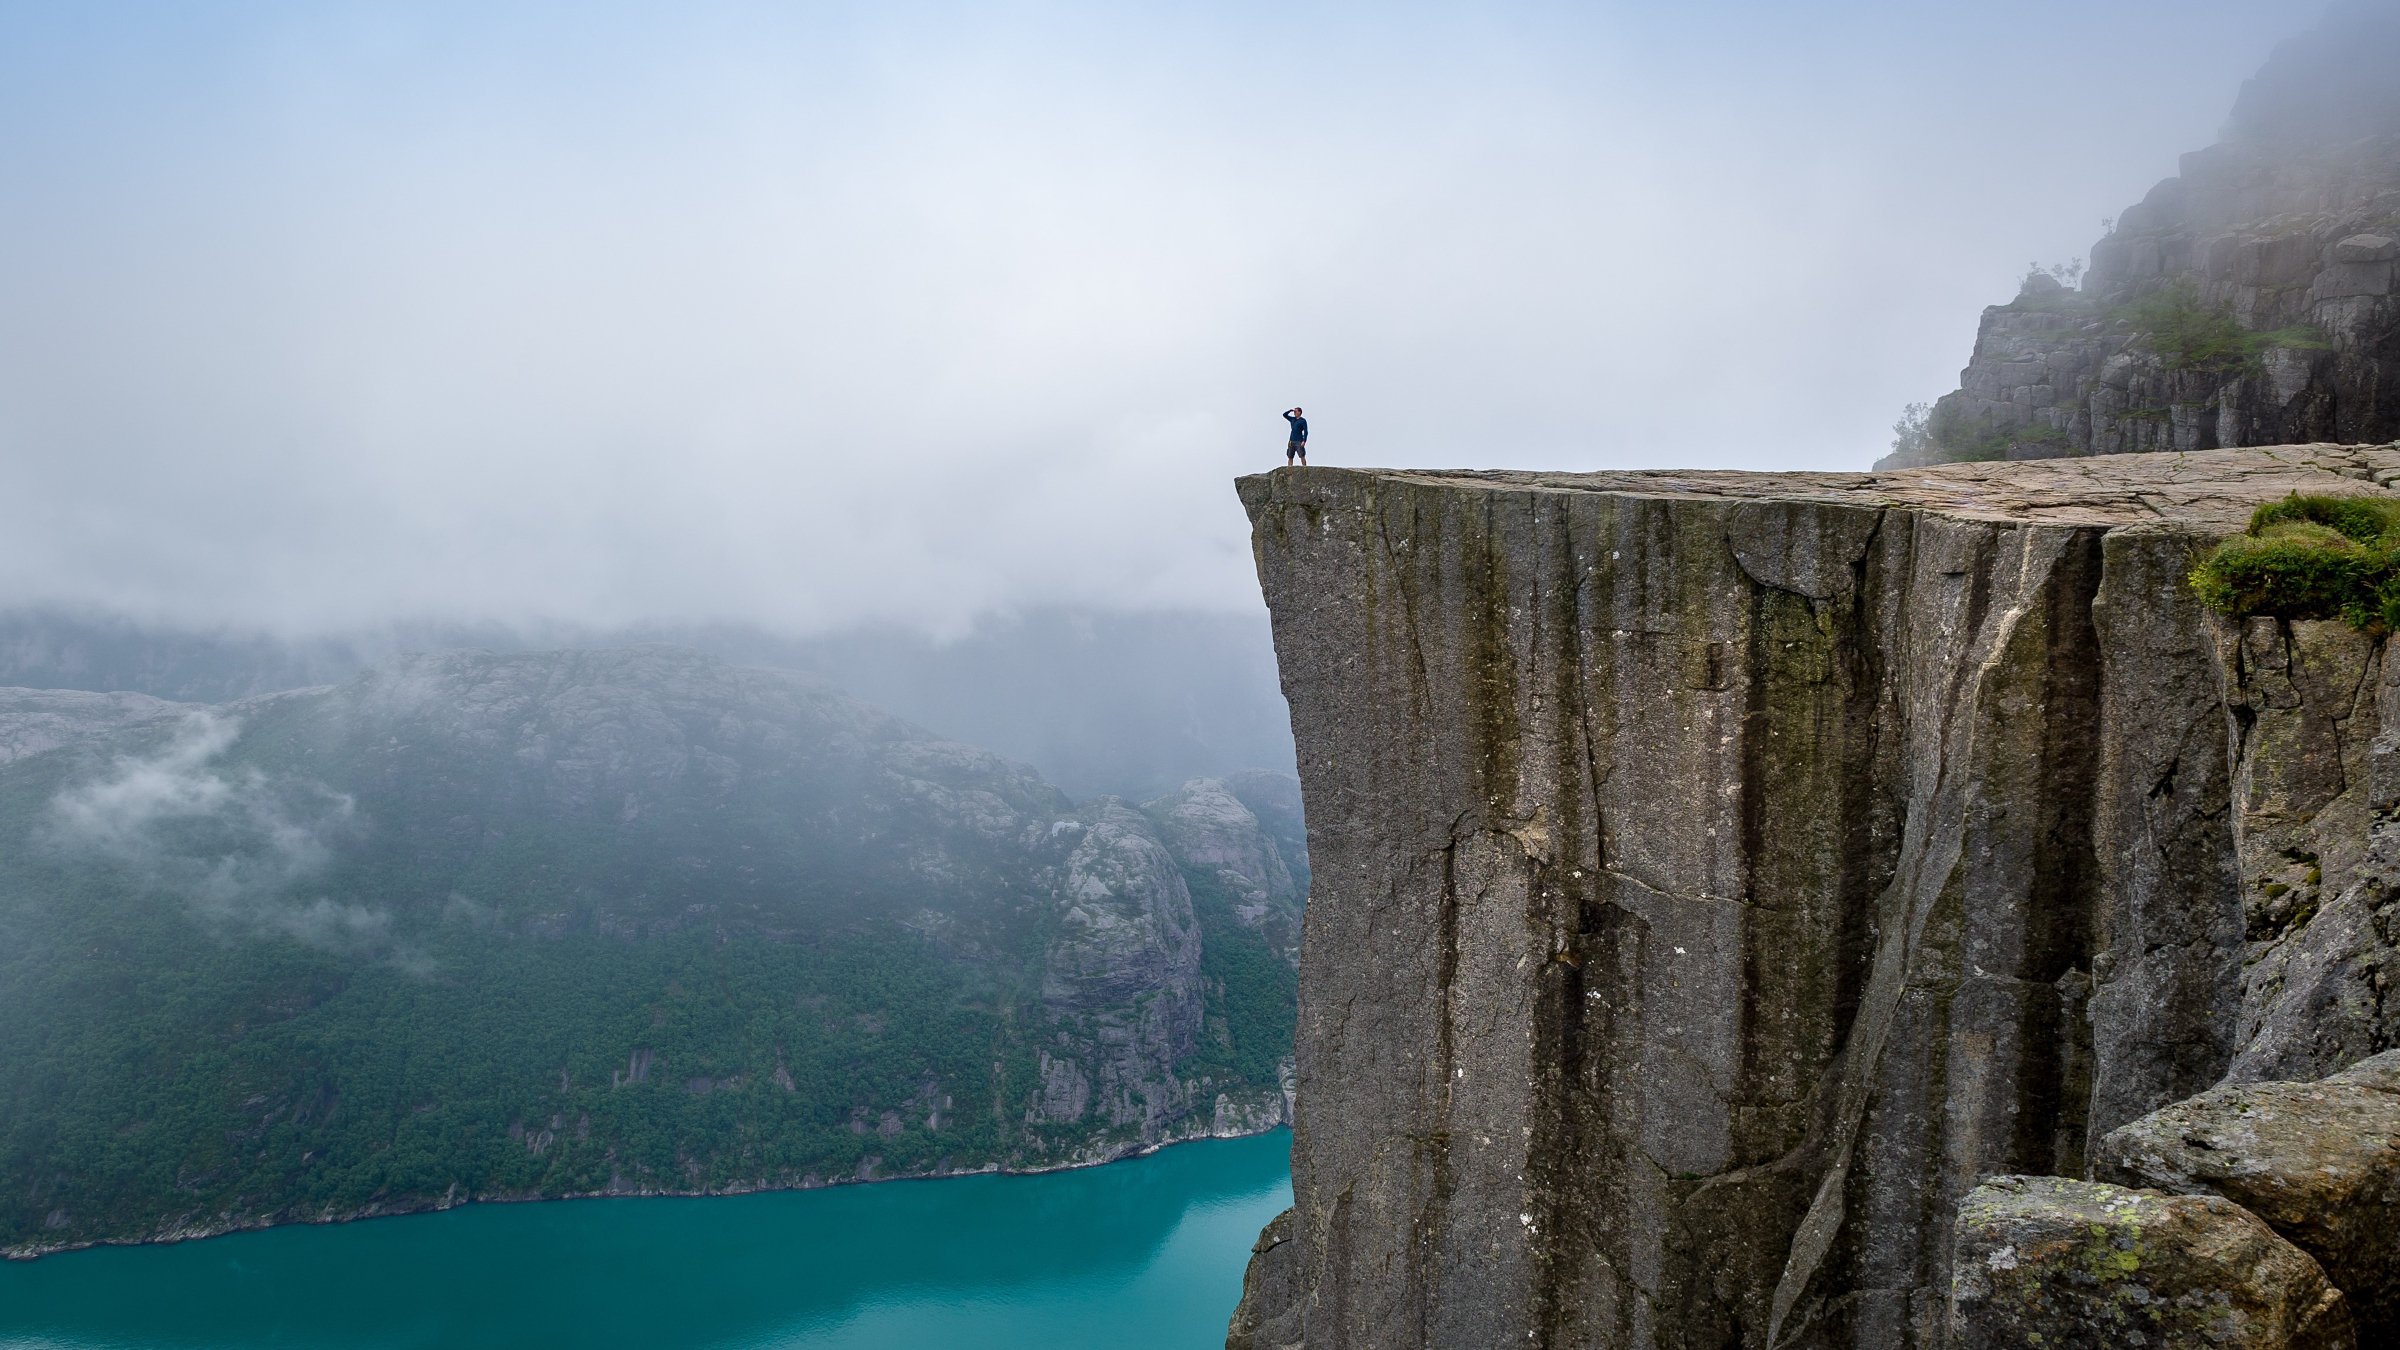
[{"xmin": 0, "ymin": 0, "xmax": 2317, "ymax": 632}]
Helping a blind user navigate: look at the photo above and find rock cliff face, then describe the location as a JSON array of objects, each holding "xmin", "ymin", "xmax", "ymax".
[
  {"xmin": 1889, "ymin": 4, "xmax": 2400, "ymax": 467},
  {"xmin": 1230, "ymin": 446, "xmax": 2400, "ymax": 1349},
  {"xmin": 1147, "ymin": 776, "xmax": 1307, "ymax": 961},
  {"xmin": 1028, "ymin": 801, "xmax": 1208, "ymax": 1135}
]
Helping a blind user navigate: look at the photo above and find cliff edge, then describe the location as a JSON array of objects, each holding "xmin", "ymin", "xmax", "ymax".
[{"xmin": 1230, "ymin": 445, "xmax": 2400, "ymax": 1348}]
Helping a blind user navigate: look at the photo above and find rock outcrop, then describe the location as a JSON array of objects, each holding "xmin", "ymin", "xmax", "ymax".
[
  {"xmin": 1228, "ymin": 1208, "xmax": 1307, "ymax": 1350},
  {"xmin": 1146, "ymin": 777, "xmax": 1306, "ymax": 960},
  {"xmin": 2095, "ymin": 1050, "xmax": 2400, "ymax": 1342},
  {"xmin": 1230, "ymin": 446, "xmax": 2400, "ymax": 1348},
  {"xmin": 1028, "ymin": 801, "xmax": 1208, "ymax": 1136},
  {"xmin": 0, "ymin": 687, "xmax": 191, "ymax": 765},
  {"xmin": 1888, "ymin": 4, "xmax": 2400, "ymax": 467},
  {"xmin": 1949, "ymin": 1176, "xmax": 2352, "ymax": 1350}
]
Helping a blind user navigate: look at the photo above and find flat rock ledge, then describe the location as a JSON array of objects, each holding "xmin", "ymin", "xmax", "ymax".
[
  {"xmin": 1277, "ymin": 441, "xmax": 2400, "ymax": 529},
  {"xmin": 2096, "ymin": 1051, "xmax": 2400, "ymax": 1342},
  {"xmin": 1950, "ymin": 1177, "xmax": 2353, "ymax": 1350}
]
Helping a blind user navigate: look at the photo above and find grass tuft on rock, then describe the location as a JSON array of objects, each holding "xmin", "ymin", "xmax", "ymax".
[{"xmin": 2191, "ymin": 493, "xmax": 2400, "ymax": 631}]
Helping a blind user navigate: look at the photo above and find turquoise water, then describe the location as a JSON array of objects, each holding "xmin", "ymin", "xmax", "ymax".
[{"xmin": 0, "ymin": 1130, "xmax": 1290, "ymax": 1350}]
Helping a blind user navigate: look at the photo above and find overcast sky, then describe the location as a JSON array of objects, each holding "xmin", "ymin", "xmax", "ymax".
[{"xmin": 0, "ymin": 0, "xmax": 2317, "ymax": 635}]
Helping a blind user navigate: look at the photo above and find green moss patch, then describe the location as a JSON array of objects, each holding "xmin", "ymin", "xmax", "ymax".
[{"xmin": 2191, "ymin": 493, "xmax": 2400, "ymax": 631}]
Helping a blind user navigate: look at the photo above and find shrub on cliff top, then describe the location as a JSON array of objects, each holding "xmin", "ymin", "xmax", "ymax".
[{"xmin": 2191, "ymin": 493, "xmax": 2400, "ymax": 630}]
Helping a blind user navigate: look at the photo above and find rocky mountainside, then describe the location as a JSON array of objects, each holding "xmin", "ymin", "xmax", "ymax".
[
  {"xmin": 0, "ymin": 688, "xmax": 189, "ymax": 766},
  {"xmin": 1227, "ymin": 447, "xmax": 2400, "ymax": 1348},
  {"xmin": 1888, "ymin": 3, "xmax": 2400, "ymax": 467},
  {"xmin": 0, "ymin": 647, "xmax": 1303, "ymax": 1256}
]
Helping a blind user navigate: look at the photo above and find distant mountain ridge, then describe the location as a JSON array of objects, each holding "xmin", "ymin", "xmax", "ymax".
[
  {"xmin": 0, "ymin": 606, "xmax": 1295, "ymax": 800},
  {"xmin": 0, "ymin": 646, "xmax": 1303, "ymax": 1257},
  {"xmin": 1887, "ymin": 1, "xmax": 2400, "ymax": 466}
]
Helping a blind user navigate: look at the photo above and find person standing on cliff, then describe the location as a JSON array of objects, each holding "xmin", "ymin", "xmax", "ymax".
[{"xmin": 1283, "ymin": 407, "xmax": 1308, "ymax": 466}]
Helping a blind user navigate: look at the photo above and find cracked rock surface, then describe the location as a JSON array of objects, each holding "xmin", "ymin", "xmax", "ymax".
[{"xmin": 1229, "ymin": 444, "xmax": 2400, "ymax": 1349}]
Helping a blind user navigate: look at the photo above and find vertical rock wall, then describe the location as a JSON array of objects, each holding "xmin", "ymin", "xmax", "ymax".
[{"xmin": 1230, "ymin": 448, "xmax": 2400, "ymax": 1350}]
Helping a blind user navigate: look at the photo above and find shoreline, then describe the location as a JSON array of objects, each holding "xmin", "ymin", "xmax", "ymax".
[{"xmin": 4, "ymin": 1115, "xmax": 1292, "ymax": 1263}]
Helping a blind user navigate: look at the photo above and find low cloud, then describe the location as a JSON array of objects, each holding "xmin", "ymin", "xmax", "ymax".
[
  {"xmin": 0, "ymin": 0, "xmax": 2299, "ymax": 638},
  {"xmin": 45, "ymin": 712, "xmax": 382, "ymax": 951}
]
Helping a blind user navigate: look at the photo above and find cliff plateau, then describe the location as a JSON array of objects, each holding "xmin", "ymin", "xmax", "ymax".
[{"xmin": 1230, "ymin": 445, "xmax": 2400, "ymax": 1349}]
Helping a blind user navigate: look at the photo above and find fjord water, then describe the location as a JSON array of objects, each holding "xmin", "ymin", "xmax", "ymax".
[{"xmin": 0, "ymin": 1131, "xmax": 1289, "ymax": 1350}]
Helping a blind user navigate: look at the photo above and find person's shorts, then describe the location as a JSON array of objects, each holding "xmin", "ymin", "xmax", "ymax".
[{"xmin": 1286, "ymin": 440, "xmax": 1307, "ymax": 455}]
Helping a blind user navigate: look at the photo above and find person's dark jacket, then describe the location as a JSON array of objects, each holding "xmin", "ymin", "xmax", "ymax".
[{"xmin": 1284, "ymin": 411, "xmax": 1308, "ymax": 442}]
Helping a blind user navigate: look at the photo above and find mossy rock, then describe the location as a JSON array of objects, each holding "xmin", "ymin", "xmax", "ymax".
[
  {"xmin": 2095, "ymin": 1051, "xmax": 2400, "ymax": 1342},
  {"xmin": 1951, "ymin": 1176, "xmax": 2353, "ymax": 1349},
  {"xmin": 2191, "ymin": 493, "xmax": 2400, "ymax": 632}
]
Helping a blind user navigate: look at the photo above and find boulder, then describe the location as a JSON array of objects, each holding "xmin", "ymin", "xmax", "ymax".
[
  {"xmin": 1950, "ymin": 1176, "xmax": 2352, "ymax": 1350},
  {"xmin": 2095, "ymin": 1051, "xmax": 2400, "ymax": 1341}
]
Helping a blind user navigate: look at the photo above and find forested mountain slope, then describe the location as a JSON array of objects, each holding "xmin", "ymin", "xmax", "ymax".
[{"xmin": 0, "ymin": 647, "xmax": 1302, "ymax": 1256}]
